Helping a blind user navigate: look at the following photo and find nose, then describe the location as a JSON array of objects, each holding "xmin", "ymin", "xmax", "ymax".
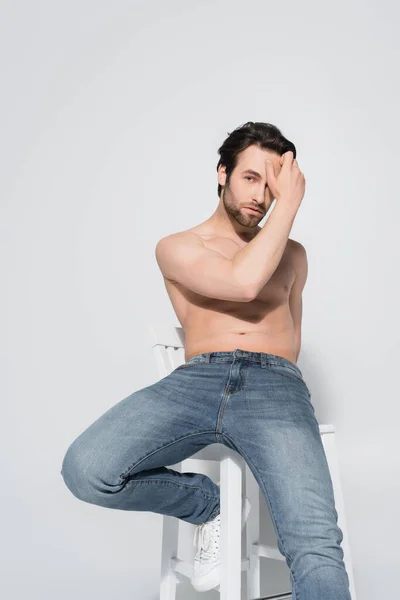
[{"xmin": 253, "ymin": 189, "xmax": 266, "ymax": 206}]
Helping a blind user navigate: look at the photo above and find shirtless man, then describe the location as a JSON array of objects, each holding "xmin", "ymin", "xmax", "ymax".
[
  {"xmin": 61, "ymin": 122, "xmax": 352, "ymax": 599},
  {"xmin": 155, "ymin": 142, "xmax": 307, "ymax": 365}
]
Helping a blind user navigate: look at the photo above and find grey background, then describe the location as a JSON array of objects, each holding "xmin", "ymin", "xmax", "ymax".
[{"xmin": 2, "ymin": 1, "xmax": 399, "ymax": 599}]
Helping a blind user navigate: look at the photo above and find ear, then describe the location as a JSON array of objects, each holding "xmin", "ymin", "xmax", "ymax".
[{"xmin": 218, "ymin": 165, "xmax": 227, "ymax": 188}]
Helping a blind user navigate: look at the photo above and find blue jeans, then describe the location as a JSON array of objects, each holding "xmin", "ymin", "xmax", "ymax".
[{"xmin": 61, "ymin": 349, "xmax": 351, "ymax": 600}]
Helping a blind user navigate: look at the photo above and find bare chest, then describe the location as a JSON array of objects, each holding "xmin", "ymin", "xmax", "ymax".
[{"xmin": 163, "ymin": 232, "xmax": 296, "ymax": 323}]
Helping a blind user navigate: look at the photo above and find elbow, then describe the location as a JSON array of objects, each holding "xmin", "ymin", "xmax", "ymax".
[
  {"xmin": 243, "ymin": 285, "xmax": 258, "ymax": 302},
  {"xmin": 243, "ymin": 278, "xmax": 268, "ymax": 301}
]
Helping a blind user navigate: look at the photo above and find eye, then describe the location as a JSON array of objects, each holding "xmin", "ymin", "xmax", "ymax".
[{"xmin": 245, "ymin": 176, "xmax": 254, "ymax": 182}]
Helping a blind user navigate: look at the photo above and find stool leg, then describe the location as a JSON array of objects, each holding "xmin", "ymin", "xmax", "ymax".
[
  {"xmin": 159, "ymin": 462, "xmax": 182, "ymax": 600},
  {"xmin": 245, "ymin": 463, "xmax": 261, "ymax": 599},
  {"xmin": 220, "ymin": 452, "xmax": 242, "ymax": 600},
  {"xmin": 159, "ymin": 514, "xmax": 180, "ymax": 600}
]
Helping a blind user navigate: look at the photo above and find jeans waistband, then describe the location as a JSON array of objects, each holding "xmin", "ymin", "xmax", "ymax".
[{"xmin": 186, "ymin": 348, "xmax": 302, "ymax": 377}]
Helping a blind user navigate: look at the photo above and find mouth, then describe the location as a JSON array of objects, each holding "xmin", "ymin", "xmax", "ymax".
[{"xmin": 244, "ymin": 207, "xmax": 263, "ymax": 215}]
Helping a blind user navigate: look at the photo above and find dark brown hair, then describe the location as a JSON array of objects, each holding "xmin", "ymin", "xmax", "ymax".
[{"xmin": 216, "ymin": 121, "xmax": 296, "ymax": 198}]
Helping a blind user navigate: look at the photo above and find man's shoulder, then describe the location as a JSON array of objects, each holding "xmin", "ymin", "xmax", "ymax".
[
  {"xmin": 288, "ymin": 240, "xmax": 308, "ymax": 278},
  {"xmin": 288, "ymin": 238, "xmax": 307, "ymax": 258},
  {"xmin": 155, "ymin": 231, "xmax": 204, "ymax": 264},
  {"xmin": 157, "ymin": 227, "xmax": 205, "ymax": 248},
  {"xmin": 288, "ymin": 237, "xmax": 306, "ymax": 250},
  {"xmin": 157, "ymin": 229, "xmax": 202, "ymax": 246}
]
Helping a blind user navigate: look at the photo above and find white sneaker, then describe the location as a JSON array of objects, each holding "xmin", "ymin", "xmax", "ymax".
[{"xmin": 190, "ymin": 483, "xmax": 251, "ymax": 593}]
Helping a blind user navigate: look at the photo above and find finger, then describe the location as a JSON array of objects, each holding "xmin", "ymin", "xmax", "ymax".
[
  {"xmin": 281, "ymin": 150, "xmax": 294, "ymax": 171},
  {"xmin": 265, "ymin": 159, "xmax": 277, "ymax": 191}
]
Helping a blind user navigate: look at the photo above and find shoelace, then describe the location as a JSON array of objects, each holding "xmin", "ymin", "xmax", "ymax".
[{"xmin": 193, "ymin": 515, "xmax": 220, "ymax": 563}]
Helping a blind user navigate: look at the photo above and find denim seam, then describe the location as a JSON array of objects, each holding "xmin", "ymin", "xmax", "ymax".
[
  {"xmin": 268, "ymin": 368, "xmax": 311, "ymax": 398},
  {"xmin": 121, "ymin": 477, "xmax": 220, "ymax": 500},
  {"xmin": 270, "ymin": 362, "xmax": 301, "ymax": 374},
  {"xmin": 119, "ymin": 430, "xmax": 219, "ymax": 481},
  {"xmin": 207, "ymin": 506, "xmax": 220, "ymax": 522}
]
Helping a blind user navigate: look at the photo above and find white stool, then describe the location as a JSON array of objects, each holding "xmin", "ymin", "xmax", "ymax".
[{"xmin": 149, "ymin": 324, "xmax": 357, "ymax": 600}]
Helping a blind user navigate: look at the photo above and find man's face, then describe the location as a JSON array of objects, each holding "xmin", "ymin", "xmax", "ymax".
[{"xmin": 218, "ymin": 145, "xmax": 282, "ymax": 228}]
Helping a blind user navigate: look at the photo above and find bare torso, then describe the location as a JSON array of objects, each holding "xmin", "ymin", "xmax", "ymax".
[{"xmin": 162, "ymin": 223, "xmax": 299, "ymax": 364}]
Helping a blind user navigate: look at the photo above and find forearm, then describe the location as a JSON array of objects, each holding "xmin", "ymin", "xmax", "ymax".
[{"xmin": 232, "ymin": 200, "xmax": 299, "ymax": 299}]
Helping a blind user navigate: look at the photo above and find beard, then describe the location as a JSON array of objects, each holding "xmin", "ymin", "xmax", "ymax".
[{"xmin": 222, "ymin": 183, "xmax": 261, "ymax": 228}]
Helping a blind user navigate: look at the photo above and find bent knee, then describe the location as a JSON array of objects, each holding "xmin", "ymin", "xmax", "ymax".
[{"xmin": 60, "ymin": 439, "xmax": 98, "ymax": 503}]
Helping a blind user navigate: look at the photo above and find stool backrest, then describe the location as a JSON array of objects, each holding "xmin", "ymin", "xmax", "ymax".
[{"xmin": 148, "ymin": 323, "xmax": 185, "ymax": 377}]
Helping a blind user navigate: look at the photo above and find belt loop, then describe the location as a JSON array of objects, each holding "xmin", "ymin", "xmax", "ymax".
[
  {"xmin": 204, "ymin": 352, "xmax": 211, "ymax": 363},
  {"xmin": 261, "ymin": 353, "xmax": 267, "ymax": 369}
]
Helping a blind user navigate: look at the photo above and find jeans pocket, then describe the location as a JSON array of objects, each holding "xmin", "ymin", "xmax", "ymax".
[
  {"xmin": 270, "ymin": 364, "xmax": 312, "ymax": 398},
  {"xmin": 174, "ymin": 362, "xmax": 193, "ymax": 371},
  {"xmin": 174, "ymin": 360, "xmax": 207, "ymax": 371}
]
